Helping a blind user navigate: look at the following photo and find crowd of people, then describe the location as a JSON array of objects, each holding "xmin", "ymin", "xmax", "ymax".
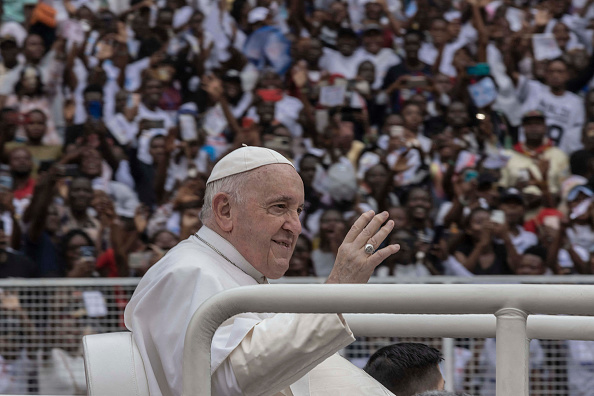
[
  {"xmin": 2, "ymin": 0, "xmax": 594, "ymax": 282},
  {"xmin": 1, "ymin": 0, "xmax": 594, "ymax": 393}
]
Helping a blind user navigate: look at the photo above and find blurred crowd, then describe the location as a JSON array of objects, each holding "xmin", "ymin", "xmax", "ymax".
[
  {"xmin": 1, "ymin": 0, "xmax": 594, "ymax": 392},
  {"xmin": 1, "ymin": 0, "xmax": 594, "ymax": 280}
]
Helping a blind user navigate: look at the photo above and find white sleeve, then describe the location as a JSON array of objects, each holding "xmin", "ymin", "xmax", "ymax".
[
  {"xmin": 212, "ymin": 313, "xmax": 355, "ymax": 396},
  {"xmin": 125, "ymin": 57, "xmax": 151, "ymax": 91}
]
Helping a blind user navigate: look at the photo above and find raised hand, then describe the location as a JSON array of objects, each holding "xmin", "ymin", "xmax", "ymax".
[{"xmin": 326, "ymin": 211, "xmax": 400, "ymax": 284}]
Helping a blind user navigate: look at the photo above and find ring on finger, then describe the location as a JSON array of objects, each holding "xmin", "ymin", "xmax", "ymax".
[{"xmin": 364, "ymin": 243, "xmax": 374, "ymax": 254}]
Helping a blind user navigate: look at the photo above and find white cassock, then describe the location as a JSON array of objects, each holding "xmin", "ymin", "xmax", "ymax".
[{"xmin": 125, "ymin": 226, "xmax": 394, "ymax": 396}]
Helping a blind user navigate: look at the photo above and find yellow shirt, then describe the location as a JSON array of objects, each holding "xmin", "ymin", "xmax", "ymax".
[{"xmin": 4, "ymin": 142, "xmax": 62, "ymax": 178}]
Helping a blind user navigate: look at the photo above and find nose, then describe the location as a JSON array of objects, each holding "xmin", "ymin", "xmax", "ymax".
[{"xmin": 283, "ymin": 209, "xmax": 302, "ymax": 236}]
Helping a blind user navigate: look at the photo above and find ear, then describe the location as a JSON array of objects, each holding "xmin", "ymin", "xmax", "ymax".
[{"xmin": 212, "ymin": 192, "xmax": 233, "ymax": 232}]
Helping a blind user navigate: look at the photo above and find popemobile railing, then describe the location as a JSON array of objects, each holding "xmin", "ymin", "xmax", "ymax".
[
  {"xmin": 3, "ymin": 276, "xmax": 594, "ymax": 395},
  {"xmin": 182, "ymin": 284, "xmax": 594, "ymax": 396}
]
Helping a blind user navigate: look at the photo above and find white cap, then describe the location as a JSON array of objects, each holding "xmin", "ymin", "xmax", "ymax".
[
  {"xmin": 207, "ymin": 146, "xmax": 294, "ymax": 184},
  {"xmin": 247, "ymin": 7, "xmax": 269, "ymax": 24},
  {"xmin": 444, "ymin": 10, "xmax": 462, "ymax": 22}
]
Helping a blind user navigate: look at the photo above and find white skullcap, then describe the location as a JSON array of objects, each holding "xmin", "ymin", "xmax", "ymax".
[
  {"xmin": 207, "ymin": 146, "xmax": 294, "ymax": 184},
  {"xmin": 247, "ymin": 7, "xmax": 269, "ymax": 24}
]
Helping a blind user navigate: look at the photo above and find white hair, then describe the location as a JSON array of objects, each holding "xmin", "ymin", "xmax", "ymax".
[{"xmin": 199, "ymin": 172, "xmax": 250, "ymax": 223}]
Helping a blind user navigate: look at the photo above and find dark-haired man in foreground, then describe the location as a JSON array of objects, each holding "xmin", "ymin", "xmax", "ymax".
[{"xmin": 364, "ymin": 342, "xmax": 445, "ymax": 396}]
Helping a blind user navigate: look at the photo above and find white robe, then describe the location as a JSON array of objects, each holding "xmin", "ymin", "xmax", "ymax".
[{"xmin": 125, "ymin": 226, "xmax": 393, "ymax": 395}]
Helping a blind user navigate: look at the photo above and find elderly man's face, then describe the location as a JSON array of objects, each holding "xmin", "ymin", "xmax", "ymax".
[{"xmin": 230, "ymin": 164, "xmax": 304, "ymax": 279}]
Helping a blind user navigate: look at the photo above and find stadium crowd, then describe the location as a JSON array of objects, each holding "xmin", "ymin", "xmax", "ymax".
[{"xmin": 1, "ymin": 0, "xmax": 594, "ymax": 393}]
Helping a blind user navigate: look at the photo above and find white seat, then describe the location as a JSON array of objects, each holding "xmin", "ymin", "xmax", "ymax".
[{"xmin": 83, "ymin": 332, "xmax": 150, "ymax": 396}]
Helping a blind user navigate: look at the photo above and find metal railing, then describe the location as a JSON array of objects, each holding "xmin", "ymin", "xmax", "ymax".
[
  {"xmin": 2, "ymin": 277, "xmax": 594, "ymax": 395},
  {"xmin": 182, "ymin": 283, "xmax": 594, "ymax": 396}
]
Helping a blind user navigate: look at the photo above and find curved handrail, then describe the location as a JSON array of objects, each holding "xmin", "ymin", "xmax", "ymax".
[{"xmin": 182, "ymin": 284, "xmax": 594, "ymax": 395}]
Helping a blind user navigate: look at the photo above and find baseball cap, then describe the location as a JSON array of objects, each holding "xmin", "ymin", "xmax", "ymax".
[
  {"xmin": 206, "ymin": 145, "xmax": 294, "ymax": 184},
  {"xmin": 567, "ymin": 185, "xmax": 594, "ymax": 202},
  {"xmin": 521, "ymin": 110, "xmax": 545, "ymax": 124},
  {"xmin": 222, "ymin": 69, "xmax": 241, "ymax": 83},
  {"xmin": 247, "ymin": 7, "xmax": 269, "ymax": 24},
  {"xmin": 500, "ymin": 188, "xmax": 524, "ymax": 205}
]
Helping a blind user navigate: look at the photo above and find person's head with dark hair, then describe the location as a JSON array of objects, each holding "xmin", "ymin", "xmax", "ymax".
[
  {"xmin": 428, "ymin": 18, "xmax": 449, "ymax": 48},
  {"xmin": 79, "ymin": 148, "xmax": 103, "ymax": 179},
  {"xmin": 299, "ymin": 154, "xmax": 320, "ymax": 189},
  {"xmin": 581, "ymin": 121, "xmax": 594, "ymax": 152},
  {"xmin": 463, "ymin": 207, "xmax": 490, "ymax": 244},
  {"xmin": 149, "ymin": 134, "xmax": 167, "ymax": 165},
  {"xmin": 357, "ymin": 60, "xmax": 375, "ymax": 85},
  {"xmin": 68, "ymin": 176, "xmax": 93, "ymax": 216},
  {"xmin": 189, "ymin": 10, "xmax": 205, "ymax": 36},
  {"xmin": 141, "ymin": 76, "xmax": 164, "ymax": 109},
  {"xmin": 262, "ymin": 124, "xmax": 293, "ymax": 159},
  {"xmin": 15, "ymin": 65, "xmax": 44, "ymax": 97},
  {"xmin": 61, "ymin": 228, "xmax": 96, "ymax": 277},
  {"xmin": 0, "ymin": 35, "xmax": 19, "ymax": 69},
  {"xmin": 364, "ymin": 343, "xmax": 445, "ymax": 396},
  {"xmin": 157, "ymin": 6, "xmax": 175, "ymax": 29},
  {"xmin": 364, "ymin": 163, "xmax": 391, "ymax": 203},
  {"xmin": 0, "ymin": 107, "xmax": 18, "ymax": 141},
  {"xmin": 446, "ymin": 101, "xmax": 470, "ymax": 130},
  {"xmin": 258, "ymin": 68, "xmax": 284, "ymax": 90},
  {"xmin": 545, "ymin": 58, "xmax": 569, "ymax": 94},
  {"xmin": 8, "ymin": 147, "xmax": 33, "ymax": 181},
  {"xmin": 336, "ymin": 28, "xmax": 359, "ymax": 57},
  {"xmin": 23, "ymin": 34, "xmax": 46, "ymax": 64},
  {"xmin": 131, "ymin": 7, "xmax": 152, "ymax": 38},
  {"xmin": 401, "ymin": 101, "xmax": 423, "ymax": 134},
  {"xmin": 404, "ymin": 187, "xmax": 432, "ymax": 225},
  {"xmin": 361, "ymin": 25, "xmax": 383, "ymax": 55},
  {"xmin": 403, "ymin": 30, "xmax": 423, "ymax": 63},
  {"xmin": 570, "ymin": 148, "xmax": 594, "ymax": 177},
  {"xmin": 517, "ymin": 245, "xmax": 547, "ymax": 275},
  {"xmin": 23, "ymin": 109, "xmax": 47, "ymax": 144},
  {"xmin": 286, "ymin": 235, "xmax": 315, "ymax": 276}
]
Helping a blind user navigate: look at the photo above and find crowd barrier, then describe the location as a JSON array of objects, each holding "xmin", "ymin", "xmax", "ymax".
[{"xmin": 1, "ymin": 277, "xmax": 594, "ymax": 395}]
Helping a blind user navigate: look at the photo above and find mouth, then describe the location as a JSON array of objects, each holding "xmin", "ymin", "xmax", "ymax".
[{"xmin": 272, "ymin": 239, "xmax": 292, "ymax": 249}]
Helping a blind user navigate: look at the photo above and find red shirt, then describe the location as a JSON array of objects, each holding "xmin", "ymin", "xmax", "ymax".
[{"xmin": 13, "ymin": 178, "xmax": 35, "ymax": 200}]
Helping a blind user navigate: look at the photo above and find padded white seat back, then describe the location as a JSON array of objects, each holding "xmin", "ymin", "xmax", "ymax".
[{"xmin": 83, "ymin": 332, "xmax": 149, "ymax": 396}]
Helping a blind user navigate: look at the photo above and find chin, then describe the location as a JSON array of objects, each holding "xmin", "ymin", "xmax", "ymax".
[{"xmin": 266, "ymin": 262, "xmax": 291, "ymax": 280}]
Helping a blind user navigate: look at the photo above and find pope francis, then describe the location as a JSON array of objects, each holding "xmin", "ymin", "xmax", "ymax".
[{"xmin": 124, "ymin": 146, "xmax": 400, "ymax": 395}]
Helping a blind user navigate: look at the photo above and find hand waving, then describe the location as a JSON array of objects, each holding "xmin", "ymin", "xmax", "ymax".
[{"xmin": 326, "ymin": 211, "xmax": 400, "ymax": 284}]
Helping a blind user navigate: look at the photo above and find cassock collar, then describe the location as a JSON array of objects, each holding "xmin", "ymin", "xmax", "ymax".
[{"xmin": 195, "ymin": 227, "xmax": 268, "ymax": 284}]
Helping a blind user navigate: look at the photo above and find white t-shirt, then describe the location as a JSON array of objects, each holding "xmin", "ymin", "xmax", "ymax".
[
  {"xmin": 356, "ymin": 48, "xmax": 401, "ymax": 89},
  {"xmin": 319, "ymin": 47, "xmax": 369, "ymax": 80},
  {"xmin": 418, "ymin": 41, "xmax": 465, "ymax": 77},
  {"xmin": 518, "ymin": 77, "xmax": 585, "ymax": 154},
  {"xmin": 509, "ymin": 227, "xmax": 539, "ymax": 254},
  {"xmin": 133, "ymin": 103, "xmax": 175, "ymax": 165},
  {"xmin": 566, "ymin": 224, "xmax": 594, "ymax": 252},
  {"xmin": 246, "ymin": 94, "xmax": 304, "ymax": 137}
]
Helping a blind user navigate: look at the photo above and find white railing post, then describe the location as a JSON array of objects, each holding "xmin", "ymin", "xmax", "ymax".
[
  {"xmin": 495, "ymin": 308, "xmax": 529, "ymax": 396},
  {"xmin": 441, "ymin": 337, "xmax": 455, "ymax": 392}
]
